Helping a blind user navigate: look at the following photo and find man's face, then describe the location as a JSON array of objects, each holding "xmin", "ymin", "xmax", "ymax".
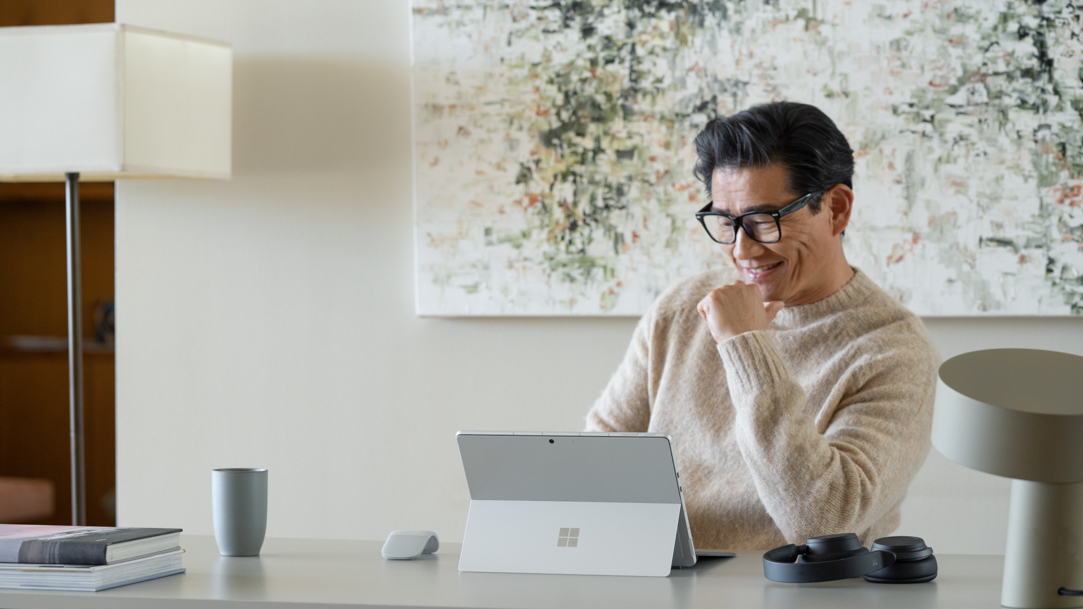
[{"xmin": 709, "ymin": 164, "xmax": 844, "ymax": 306}]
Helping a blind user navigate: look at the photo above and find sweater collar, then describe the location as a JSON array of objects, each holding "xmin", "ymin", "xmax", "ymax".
[{"xmin": 771, "ymin": 267, "xmax": 877, "ymax": 328}]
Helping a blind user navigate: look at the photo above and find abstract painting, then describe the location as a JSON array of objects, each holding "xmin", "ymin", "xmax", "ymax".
[{"xmin": 412, "ymin": 0, "xmax": 1083, "ymax": 316}]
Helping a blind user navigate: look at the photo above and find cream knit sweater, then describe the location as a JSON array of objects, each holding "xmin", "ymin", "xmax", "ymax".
[{"xmin": 586, "ymin": 267, "xmax": 939, "ymax": 551}]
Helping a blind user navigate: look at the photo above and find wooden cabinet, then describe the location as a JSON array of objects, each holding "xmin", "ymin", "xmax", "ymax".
[
  {"xmin": 0, "ymin": 346, "xmax": 115, "ymax": 526},
  {"xmin": 0, "ymin": 185, "xmax": 116, "ymax": 526}
]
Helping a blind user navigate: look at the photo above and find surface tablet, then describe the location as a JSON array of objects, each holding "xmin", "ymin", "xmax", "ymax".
[{"xmin": 457, "ymin": 431, "xmax": 698, "ymax": 577}]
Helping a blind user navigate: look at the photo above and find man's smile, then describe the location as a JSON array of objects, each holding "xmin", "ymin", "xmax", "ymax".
[{"xmin": 741, "ymin": 261, "xmax": 783, "ymax": 280}]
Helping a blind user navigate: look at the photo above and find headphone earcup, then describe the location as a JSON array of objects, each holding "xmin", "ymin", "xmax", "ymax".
[
  {"xmin": 863, "ymin": 536, "xmax": 938, "ymax": 584},
  {"xmin": 863, "ymin": 553, "xmax": 937, "ymax": 583}
]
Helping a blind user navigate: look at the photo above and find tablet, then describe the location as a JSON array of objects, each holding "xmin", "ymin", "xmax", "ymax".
[{"xmin": 456, "ymin": 431, "xmax": 699, "ymax": 577}]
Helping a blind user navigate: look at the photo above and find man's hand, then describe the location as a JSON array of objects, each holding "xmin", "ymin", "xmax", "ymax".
[{"xmin": 696, "ymin": 281, "xmax": 785, "ymax": 344}]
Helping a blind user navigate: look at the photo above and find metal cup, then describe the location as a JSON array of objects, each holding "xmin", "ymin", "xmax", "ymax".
[{"xmin": 212, "ymin": 468, "xmax": 268, "ymax": 557}]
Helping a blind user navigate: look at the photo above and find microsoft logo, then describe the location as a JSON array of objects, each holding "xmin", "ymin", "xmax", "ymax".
[{"xmin": 557, "ymin": 528, "xmax": 580, "ymax": 547}]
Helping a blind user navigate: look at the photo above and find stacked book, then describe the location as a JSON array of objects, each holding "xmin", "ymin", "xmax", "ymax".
[{"xmin": 0, "ymin": 524, "xmax": 184, "ymax": 592}]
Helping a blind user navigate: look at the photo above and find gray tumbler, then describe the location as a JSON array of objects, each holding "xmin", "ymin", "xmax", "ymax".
[{"xmin": 212, "ymin": 468, "xmax": 268, "ymax": 557}]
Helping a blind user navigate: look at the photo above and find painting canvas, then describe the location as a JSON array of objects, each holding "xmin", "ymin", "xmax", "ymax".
[{"xmin": 411, "ymin": 0, "xmax": 1083, "ymax": 316}]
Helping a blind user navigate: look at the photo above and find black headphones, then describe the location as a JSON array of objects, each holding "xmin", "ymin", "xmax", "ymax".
[{"xmin": 762, "ymin": 533, "xmax": 937, "ymax": 584}]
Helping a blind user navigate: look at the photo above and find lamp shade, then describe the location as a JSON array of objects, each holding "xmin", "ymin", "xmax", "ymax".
[
  {"xmin": 0, "ymin": 23, "xmax": 231, "ymax": 181},
  {"xmin": 932, "ymin": 348, "xmax": 1083, "ymax": 483}
]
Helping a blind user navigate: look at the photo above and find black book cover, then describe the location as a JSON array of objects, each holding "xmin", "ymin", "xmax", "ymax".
[{"xmin": 0, "ymin": 525, "xmax": 181, "ymax": 566}]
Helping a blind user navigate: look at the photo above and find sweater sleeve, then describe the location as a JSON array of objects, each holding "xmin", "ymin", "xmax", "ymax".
[
  {"xmin": 717, "ymin": 329, "xmax": 936, "ymax": 544},
  {"xmin": 585, "ymin": 308, "xmax": 654, "ymax": 433}
]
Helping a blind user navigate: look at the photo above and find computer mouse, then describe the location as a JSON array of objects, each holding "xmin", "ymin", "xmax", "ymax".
[{"xmin": 382, "ymin": 530, "xmax": 439, "ymax": 560}]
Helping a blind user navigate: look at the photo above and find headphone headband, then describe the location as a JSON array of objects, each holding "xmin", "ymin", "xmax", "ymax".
[{"xmin": 762, "ymin": 543, "xmax": 896, "ymax": 583}]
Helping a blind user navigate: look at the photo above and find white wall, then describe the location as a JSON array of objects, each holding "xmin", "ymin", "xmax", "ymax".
[{"xmin": 115, "ymin": 0, "xmax": 1083, "ymax": 555}]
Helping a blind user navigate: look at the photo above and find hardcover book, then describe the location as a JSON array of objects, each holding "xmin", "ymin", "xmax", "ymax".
[
  {"xmin": 0, "ymin": 548, "xmax": 184, "ymax": 592},
  {"xmin": 0, "ymin": 525, "xmax": 181, "ymax": 566}
]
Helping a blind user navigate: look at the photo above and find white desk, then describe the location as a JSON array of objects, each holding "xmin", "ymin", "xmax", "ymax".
[{"xmin": 0, "ymin": 535, "xmax": 1004, "ymax": 608}]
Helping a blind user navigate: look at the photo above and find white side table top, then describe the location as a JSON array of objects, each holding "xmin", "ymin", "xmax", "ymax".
[{"xmin": 0, "ymin": 535, "xmax": 1004, "ymax": 608}]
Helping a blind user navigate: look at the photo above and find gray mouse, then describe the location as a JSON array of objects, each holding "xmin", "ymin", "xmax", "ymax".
[{"xmin": 382, "ymin": 530, "xmax": 439, "ymax": 560}]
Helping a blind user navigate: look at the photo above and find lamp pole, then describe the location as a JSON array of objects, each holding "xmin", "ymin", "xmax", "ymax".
[
  {"xmin": 1, "ymin": 24, "xmax": 232, "ymax": 527},
  {"xmin": 65, "ymin": 171, "xmax": 86, "ymax": 526}
]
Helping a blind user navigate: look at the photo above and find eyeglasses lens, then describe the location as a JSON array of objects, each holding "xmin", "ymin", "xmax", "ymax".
[
  {"xmin": 703, "ymin": 216, "xmax": 735, "ymax": 243},
  {"xmin": 743, "ymin": 214, "xmax": 781, "ymax": 242}
]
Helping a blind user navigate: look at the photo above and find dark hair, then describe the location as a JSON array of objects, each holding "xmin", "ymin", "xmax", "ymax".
[{"xmin": 693, "ymin": 102, "xmax": 854, "ymax": 213}]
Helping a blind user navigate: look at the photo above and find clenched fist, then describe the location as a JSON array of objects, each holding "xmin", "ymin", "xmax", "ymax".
[{"xmin": 696, "ymin": 281, "xmax": 785, "ymax": 344}]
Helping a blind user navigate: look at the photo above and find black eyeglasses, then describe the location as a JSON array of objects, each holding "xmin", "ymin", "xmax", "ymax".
[{"xmin": 695, "ymin": 192, "xmax": 820, "ymax": 244}]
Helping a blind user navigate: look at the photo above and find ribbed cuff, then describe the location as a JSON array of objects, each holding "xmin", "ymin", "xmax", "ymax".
[{"xmin": 716, "ymin": 330, "xmax": 790, "ymax": 399}]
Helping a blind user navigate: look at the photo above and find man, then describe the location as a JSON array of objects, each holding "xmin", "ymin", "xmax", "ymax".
[{"xmin": 586, "ymin": 102, "xmax": 939, "ymax": 551}]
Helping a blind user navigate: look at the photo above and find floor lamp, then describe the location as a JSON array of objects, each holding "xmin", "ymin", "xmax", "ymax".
[{"xmin": 0, "ymin": 23, "xmax": 232, "ymax": 525}]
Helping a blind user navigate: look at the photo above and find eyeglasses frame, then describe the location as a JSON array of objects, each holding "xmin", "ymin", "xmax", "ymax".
[{"xmin": 694, "ymin": 191, "xmax": 822, "ymax": 245}]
